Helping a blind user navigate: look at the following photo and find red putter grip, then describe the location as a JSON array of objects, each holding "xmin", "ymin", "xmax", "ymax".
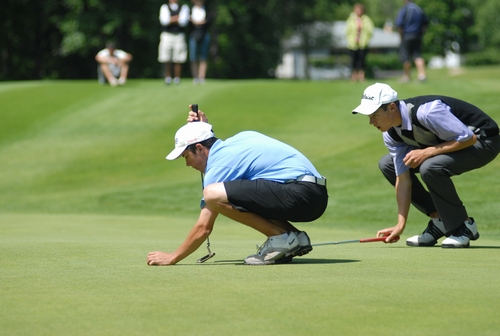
[
  {"xmin": 359, "ymin": 237, "xmax": 387, "ymax": 243},
  {"xmin": 359, "ymin": 235, "xmax": 400, "ymax": 243}
]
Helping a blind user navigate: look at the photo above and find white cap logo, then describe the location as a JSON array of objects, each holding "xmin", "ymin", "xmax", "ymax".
[
  {"xmin": 352, "ymin": 83, "xmax": 398, "ymax": 115},
  {"xmin": 166, "ymin": 122, "xmax": 215, "ymax": 160}
]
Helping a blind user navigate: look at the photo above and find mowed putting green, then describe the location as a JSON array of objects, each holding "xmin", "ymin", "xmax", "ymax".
[{"xmin": 1, "ymin": 68, "xmax": 500, "ymax": 335}]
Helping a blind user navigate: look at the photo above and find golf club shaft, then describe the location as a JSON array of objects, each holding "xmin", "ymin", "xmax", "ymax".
[
  {"xmin": 312, "ymin": 237, "xmax": 387, "ymax": 246},
  {"xmin": 190, "ymin": 103, "xmax": 214, "ymax": 263}
]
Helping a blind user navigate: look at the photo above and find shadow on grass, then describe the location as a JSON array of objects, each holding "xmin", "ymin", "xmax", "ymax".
[
  {"xmin": 203, "ymin": 258, "xmax": 361, "ymax": 266},
  {"xmin": 468, "ymin": 245, "xmax": 500, "ymax": 249},
  {"xmin": 290, "ymin": 258, "xmax": 360, "ymax": 265},
  {"xmin": 359, "ymin": 245, "xmax": 500, "ymax": 249}
]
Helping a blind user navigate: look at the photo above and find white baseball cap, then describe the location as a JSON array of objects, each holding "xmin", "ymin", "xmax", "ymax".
[
  {"xmin": 166, "ymin": 122, "xmax": 215, "ymax": 160},
  {"xmin": 352, "ymin": 83, "xmax": 398, "ymax": 115}
]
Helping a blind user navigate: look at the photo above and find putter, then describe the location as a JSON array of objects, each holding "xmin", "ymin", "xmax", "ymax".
[
  {"xmin": 312, "ymin": 234, "xmax": 400, "ymax": 246},
  {"xmin": 191, "ymin": 103, "xmax": 216, "ymax": 263},
  {"xmin": 197, "ymin": 236, "xmax": 216, "ymax": 263}
]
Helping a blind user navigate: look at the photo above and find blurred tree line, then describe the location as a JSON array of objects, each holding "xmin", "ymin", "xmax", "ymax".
[{"xmin": 1, "ymin": 0, "xmax": 499, "ymax": 81}]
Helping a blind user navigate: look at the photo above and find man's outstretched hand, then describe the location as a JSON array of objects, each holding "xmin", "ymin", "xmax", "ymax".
[{"xmin": 147, "ymin": 251, "xmax": 176, "ymax": 266}]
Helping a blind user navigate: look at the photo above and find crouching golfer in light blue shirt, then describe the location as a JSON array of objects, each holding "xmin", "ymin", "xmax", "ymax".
[{"xmin": 147, "ymin": 109, "xmax": 328, "ymax": 265}]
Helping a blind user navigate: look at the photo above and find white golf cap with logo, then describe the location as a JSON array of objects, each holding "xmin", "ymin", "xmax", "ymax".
[
  {"xmin": 166, "ymin": 122, "xmax": 215, "ymax": 160},
  {"xmin": 352, "ymin": 83, "xmax": 398, "ymax": 115}
]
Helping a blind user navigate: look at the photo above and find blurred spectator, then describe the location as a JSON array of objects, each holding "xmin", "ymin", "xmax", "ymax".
[
  {"xmin": 345, "ymin": 3, "xmax": 374, "ymax": 82},
  {"xmin": 189, "ymin": 0, "xmax": 212, "ymax": 84},
  {"xmin": 395, "ymin": 0, "xmax": 429, "ymax": 82},
  {"xmin": 158, "ymin": 0, "xmax": 190, "ymax": 85},
  {"xmin": 95, "ymin": 42, "xmax": 133, "ymax": 87}
]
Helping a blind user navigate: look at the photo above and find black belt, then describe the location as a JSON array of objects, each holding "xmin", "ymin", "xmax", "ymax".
[{"xmin": 472, "ymin": 127, "xmax": 499, "ymax": 138}]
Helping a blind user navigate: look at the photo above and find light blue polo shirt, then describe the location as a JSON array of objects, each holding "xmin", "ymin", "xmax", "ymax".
[{"xmin": 203, "ymin": 131, "xmax": 322, "ymax": 188}]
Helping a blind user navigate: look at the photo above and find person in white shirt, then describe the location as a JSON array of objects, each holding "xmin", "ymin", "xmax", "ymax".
[
  {"xmin": 95, "ymin": 42, "xmax": 132, "ymax": 87},
  {"xmin": 158, "ymin": 0, "xmax": 190, "ymax": 85}
]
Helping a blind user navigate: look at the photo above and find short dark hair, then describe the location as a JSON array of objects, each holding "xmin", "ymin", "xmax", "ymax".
[
  {"xmin": 106, "ymin": 41, "xmax": 117, "ymax": 50},
  {"xmin": 380, "ymin": 100, "xmax": 400, "ymax": 111},
  {"xmin": 187, "ymin": 137, "xmax": 218, "ymax": 153}
]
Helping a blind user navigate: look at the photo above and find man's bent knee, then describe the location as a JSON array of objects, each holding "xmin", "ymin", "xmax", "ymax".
[
  {"xmin": 419, "ymin": 159, "xmax": 447, "ymax": 181},
  {"xmin": 378, "ymin": 154, "xmax": 394, "ymax": 173},
  {"xmin": 203, "ymin": 183, "xmax": 228, "ymax": 205}
]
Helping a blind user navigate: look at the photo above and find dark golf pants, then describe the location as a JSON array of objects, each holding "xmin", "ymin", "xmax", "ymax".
[{"xmin": 378, "ymin": 135, "xmax": 500, "ymax": 233}]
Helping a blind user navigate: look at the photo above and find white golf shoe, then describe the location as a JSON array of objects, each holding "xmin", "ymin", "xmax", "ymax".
[
  {"xmin": 244, "ymin": 232, "xmax": 300, "ymax": 265},
  {"xmin": 293, "ymin": 231, "xmax": 313, "ymax": 257},
  {"xmin": 406, "ymin": 219, "xmax": 445, "ymax": 247},
  {"xmin": 266, "ymin": 231, "xmax": 313, "ymax": 264},
  {"xmin": 442, "ymin": 218, "xmax": 480, "ymax": 248}
]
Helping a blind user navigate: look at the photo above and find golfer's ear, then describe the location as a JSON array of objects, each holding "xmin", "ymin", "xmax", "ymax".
[{"xmin": 195, "ymin": 143, "xmax": 204, "ymax": 151}]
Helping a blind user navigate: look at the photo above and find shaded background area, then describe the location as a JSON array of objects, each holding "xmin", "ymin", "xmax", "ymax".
[{"xmin": 2, "ymin": 0, "xmax": 500, "ymax": 81}]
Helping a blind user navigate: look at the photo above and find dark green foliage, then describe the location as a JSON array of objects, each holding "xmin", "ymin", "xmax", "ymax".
[
  {"xmin": 417, "ymin": 0, "xmax": 475, "ymax": 55},
  {"xmin": 463, "ymin": 49, "xmax": 500, "ymax": 66},
  {"xmin": 1, "ymin": 0, "xmax": 499, "ymax": 80},
  {"xmin": 366, "ymin": 53, "xmax": 401, "ymax": 71}
]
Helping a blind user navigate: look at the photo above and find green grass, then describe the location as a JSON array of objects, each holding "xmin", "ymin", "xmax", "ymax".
[{"xmin": 1, "ymin": 67, "xmax": 500, "ymax": 335}]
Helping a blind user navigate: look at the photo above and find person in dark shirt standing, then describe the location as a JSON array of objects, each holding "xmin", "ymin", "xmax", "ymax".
[{"xmin": 395, "ymin": 0, "xmax": 429, "ymax": 83}]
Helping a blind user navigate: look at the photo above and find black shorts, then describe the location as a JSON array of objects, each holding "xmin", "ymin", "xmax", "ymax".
[
  {"xmin": 224, "ymin": 179, "xmax": 328, "ymax": 222},
  {"xmin": 399, "ymin": 34, "xmax": 423, "ymax": 62},
  {"xmin": 350, "ymin": 48, "xmax": 368, "ymax": 70}
]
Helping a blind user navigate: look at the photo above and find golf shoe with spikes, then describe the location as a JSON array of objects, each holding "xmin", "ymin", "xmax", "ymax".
[
  {"xmin": 291, "ymin": 231, "xmax": 313, "ymax": 257},
  {"xmin": 441, "ymin": 218, "xmax": 480, "ymax": 248},
  {"xmin": 273, "ymin": 231, "xmax": 313, "ymax": 264},
  {"xmin": 406, "ymin": 219, "xmax": 445, "ymax": 247},
  {"xmin": 244, "ymin": 232, "xmax": 300, "ymax": 265}
]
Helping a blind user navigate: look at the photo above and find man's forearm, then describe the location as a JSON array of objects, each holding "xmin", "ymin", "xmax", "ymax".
[
  {"xmin": 171, "ymin": 224, "xmax": 211, "ymax": 263},
  {"xmin": 395, "ymin": 174, "xmax": 412, "ymax": 229}
]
